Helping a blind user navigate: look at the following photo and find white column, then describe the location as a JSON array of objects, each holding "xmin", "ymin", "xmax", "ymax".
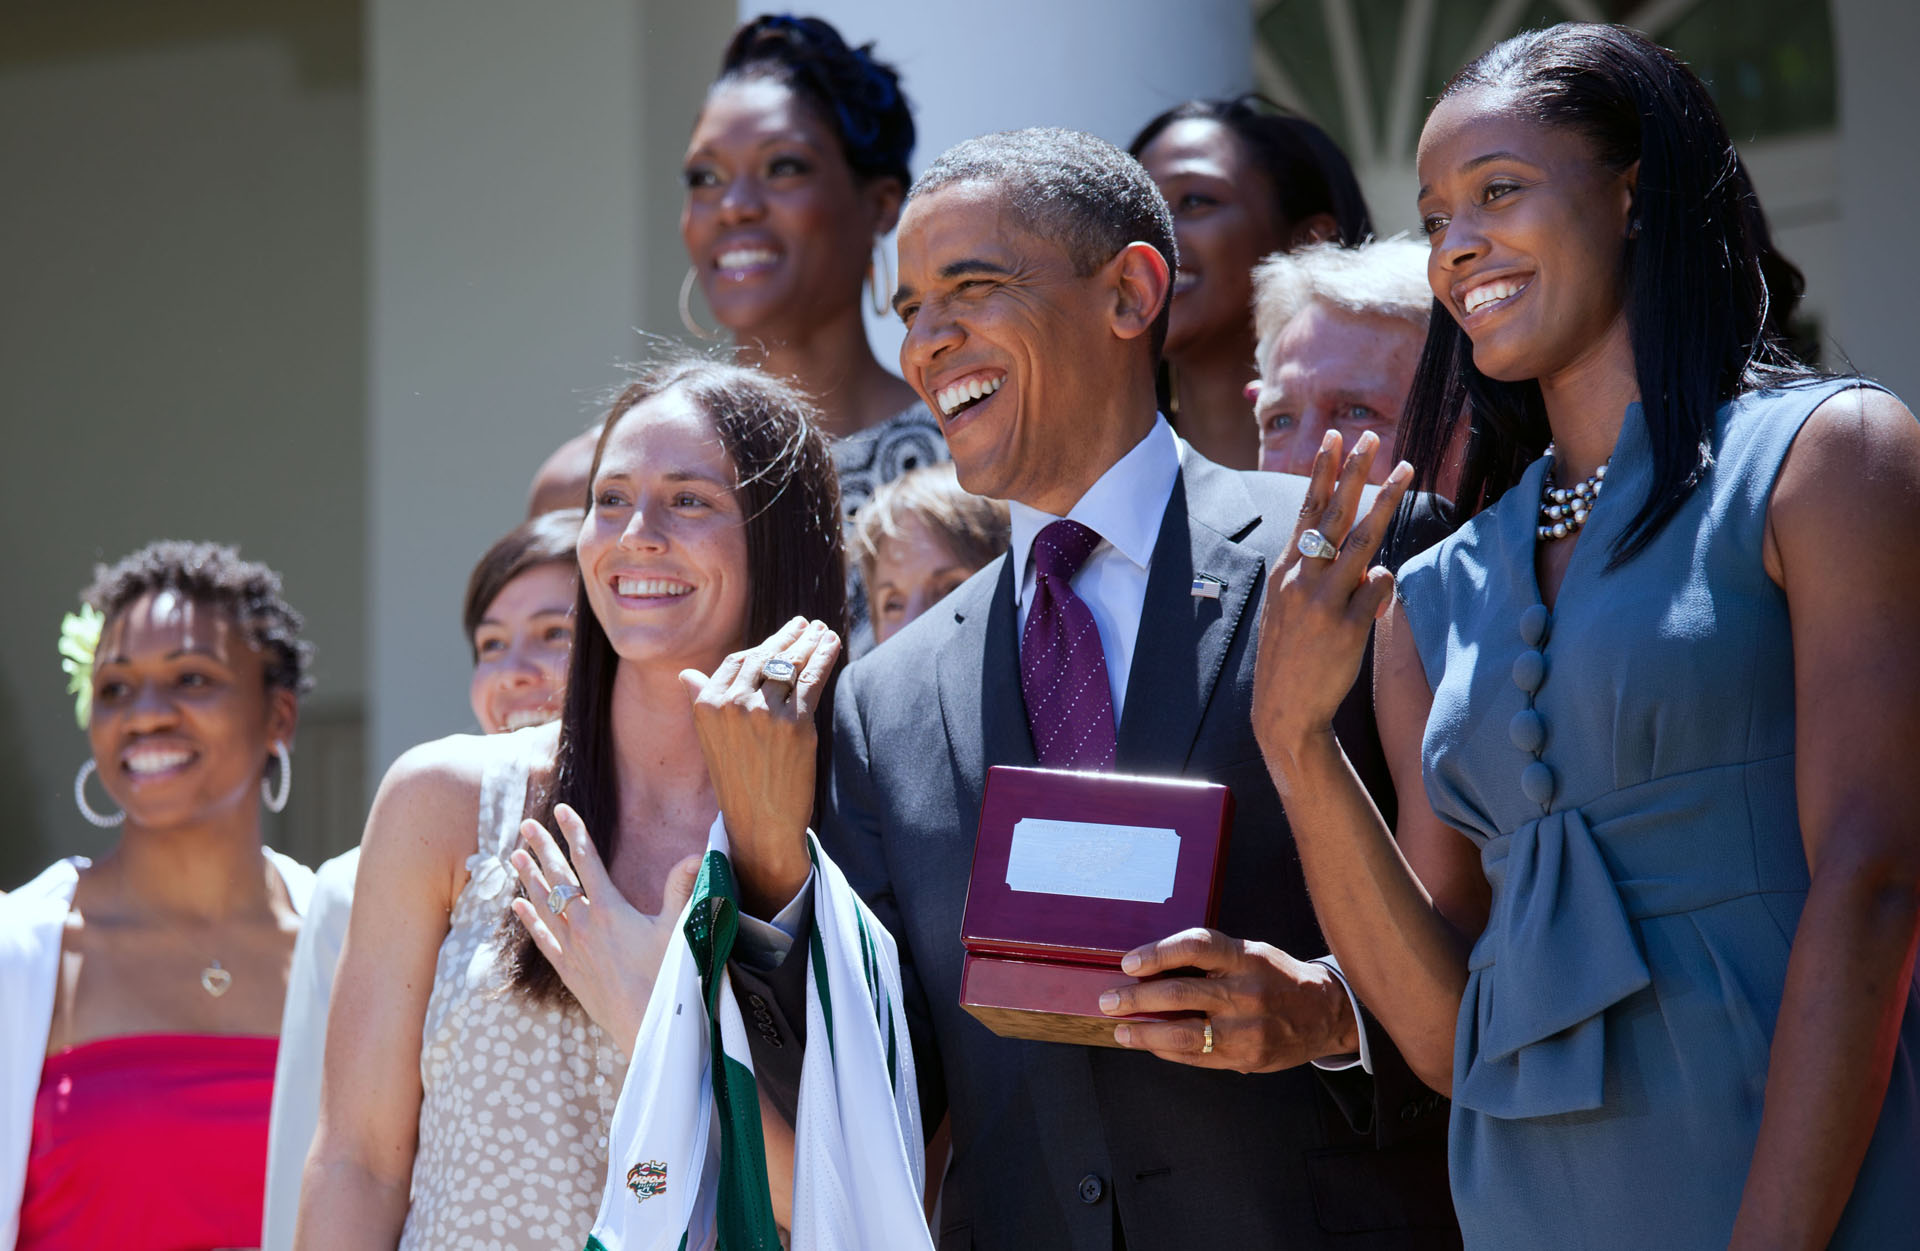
[
  {"xmin": 750, "ymin": 0, "xmax": 1254, "ymax": 364},
  {"xmin": 365, "ymin": 1, "xmax": 644, "ymax": 777},
  {"xmin": 1830, "ymin": 0, "xmax": 1920, "ymax": 401}
]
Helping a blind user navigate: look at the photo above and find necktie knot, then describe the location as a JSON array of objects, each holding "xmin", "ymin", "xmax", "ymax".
[{"xmin": 1031, "ymin": 519, "xmax": 1102, "ymax": 584}]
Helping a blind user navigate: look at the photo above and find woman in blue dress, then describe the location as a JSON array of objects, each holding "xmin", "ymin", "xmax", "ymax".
[{"xmin": 1250, "ymin": 22, "xmax": 1920, "ymax": 1250}]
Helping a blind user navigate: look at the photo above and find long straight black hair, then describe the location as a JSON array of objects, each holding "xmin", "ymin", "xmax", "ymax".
[
  {"xmin": 1394, "ymin": 23, "xmax": 1813, "ymax": 566},
  {"xmin": 505, "ymin": 357, "xmax": 847, "ymax": 1002}
]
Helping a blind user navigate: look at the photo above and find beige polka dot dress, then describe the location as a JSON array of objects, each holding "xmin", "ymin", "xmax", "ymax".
[{"xmin": 397, "ymin": 734, "xmax": 628, "ymax": 1250}]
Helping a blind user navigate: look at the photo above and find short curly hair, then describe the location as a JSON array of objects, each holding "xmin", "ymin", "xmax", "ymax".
[{"xmin": 82, "ymin": 540, "xmax": 314, "ymax": 696}]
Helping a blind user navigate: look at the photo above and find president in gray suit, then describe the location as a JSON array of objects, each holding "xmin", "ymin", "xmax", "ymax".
[{"xmin": 727, "ymin": 128, "xmax": 1455, "ymax": 1250}]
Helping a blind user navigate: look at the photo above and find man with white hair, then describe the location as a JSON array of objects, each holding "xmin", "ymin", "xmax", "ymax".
[{"xmin": 1247, "ymin": 238, "xmax": 1433, "ymax": 484}]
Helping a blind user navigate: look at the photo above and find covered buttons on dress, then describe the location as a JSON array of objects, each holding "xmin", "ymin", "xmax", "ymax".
[
  {"xmin": 1508, "ymin": 708, "xmax": 1547, "ymax": 754},
  {"xmin": 1521, "ymin": 760, "xmax": 1557, "ymax": 806},
  {"xmin": 1518, "ymin": 603, "xmax": 1551, "ymax": 648},
  {"xmin": 1512, "ymin": 604, "xmax": 1556, "ymax": 810},
  {"xmin": 1511, "ymin": 649, "xmax": 1547, "ymax": 694}
]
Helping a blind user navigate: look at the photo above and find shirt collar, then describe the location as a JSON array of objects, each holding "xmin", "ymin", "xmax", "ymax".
[{"xmin": 1007, "ymin": 415, "xmax": 1184, "ymax": 602}]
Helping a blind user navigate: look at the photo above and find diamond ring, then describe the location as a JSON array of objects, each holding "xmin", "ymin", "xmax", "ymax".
[
  {"xmin": 547, "ymin": 882, "xmax": 584, "ymax": 917},
  {"xmin": 760, "ymin": 655, "xmax": 798, "ymax": 686},
  {"xmin": 1297, "ymin": 528, "xmax": 1339, "ymax": 561}
]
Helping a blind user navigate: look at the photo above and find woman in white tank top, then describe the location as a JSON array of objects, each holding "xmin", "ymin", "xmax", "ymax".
[{"xmin": 295, "ymin": 359, "xmax": 848, "ymax": 1250}]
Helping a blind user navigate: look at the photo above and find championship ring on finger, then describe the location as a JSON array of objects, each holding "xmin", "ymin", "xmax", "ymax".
[{"xmin": 1297, "ymin": 528, "xmax": 1339, "ymax": 561}]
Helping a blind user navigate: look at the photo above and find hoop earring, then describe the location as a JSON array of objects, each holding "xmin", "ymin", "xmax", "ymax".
[
  {"xmin": 867, "ymin": 240, "xmax": 894, "ymax": 318},
  {"xmin": 262, "ymin": 742, "xmax": 292, "ymax": 814},
  {"xmin": 74, "ymin": 759, "xmax": 125, "ymax": 828},
  {"xmin": 678, "ymin": 267, "xmax": 719, "ymax": 341}
]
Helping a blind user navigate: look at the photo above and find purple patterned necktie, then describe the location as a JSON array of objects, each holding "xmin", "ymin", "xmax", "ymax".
[{"xmin": 1020, "ymin": 519, "xmax": 1117, "ymax": 771}]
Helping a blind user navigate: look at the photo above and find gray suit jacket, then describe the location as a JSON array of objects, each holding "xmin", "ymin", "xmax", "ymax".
[{"xmin": 740, "ymin": 456, "xmax": 1456, "ymax": 1250}]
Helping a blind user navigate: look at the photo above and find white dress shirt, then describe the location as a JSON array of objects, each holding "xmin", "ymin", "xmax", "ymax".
[
  {"xmin": 1007, "ymin": 415, "xmax": 1183, "ymax": 721},
  {"xmin": 737, "ymin": 415, "xmax": 1178, "ymax": 956}
]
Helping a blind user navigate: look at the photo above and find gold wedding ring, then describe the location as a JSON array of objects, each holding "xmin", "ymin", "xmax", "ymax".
[{"xmin": 1201, "ymin": 1019, "xmax": 1215, "ymax": 1055}]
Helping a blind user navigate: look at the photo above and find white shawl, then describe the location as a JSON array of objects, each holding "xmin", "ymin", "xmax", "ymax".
[
  {"xmin": 0, "ymin": 852, "xmax": 314, "ymax": 1248},
  {"xmin": 586, "ymin": 820, "xmax": 930, "ymax": 1251}
]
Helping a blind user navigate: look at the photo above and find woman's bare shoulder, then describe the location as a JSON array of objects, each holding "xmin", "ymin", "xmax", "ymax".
[
  {"xmin": 1769, "ymin": 384, "xmax": 1920, "ymax": 577},
  {"xmin": 362, "ymin": 732, "xmax": 511, "ymax": 868}
]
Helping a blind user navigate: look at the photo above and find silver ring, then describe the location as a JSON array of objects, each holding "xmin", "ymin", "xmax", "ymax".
[
  {"xmin": 1201, "ymin": 1019, "xmax": 1215, "ymax": 1055},
  {"xmin": 547, "ymin": 882, "xmax": 584, "ymax": 917},
  {"xmin": 760, "ymin": 655, "xmax": 797, "ymax": 686},
  {"xmin": 1297, "ymin": 528, "xmax": 1339, "ymax": 561}
]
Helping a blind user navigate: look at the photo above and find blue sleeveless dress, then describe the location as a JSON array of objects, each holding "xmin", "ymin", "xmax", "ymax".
[{"xmin": 1397, "ymin": 378, "xmax": 1920, "ymax": 1248}]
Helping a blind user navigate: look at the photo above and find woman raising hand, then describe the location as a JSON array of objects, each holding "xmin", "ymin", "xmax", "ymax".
[{"xmin": 1254, "ymin": 23, "xmax": 1920, "ymax": 1250}]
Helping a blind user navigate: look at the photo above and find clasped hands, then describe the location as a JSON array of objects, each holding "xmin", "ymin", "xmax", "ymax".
[{"xmin": 508, "ymin": 616, "xmax": 841, "ymax": 1043}]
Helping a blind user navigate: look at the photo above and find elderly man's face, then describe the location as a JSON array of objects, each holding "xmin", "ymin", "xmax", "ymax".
[
  {"xmin": 1251, "ymin": 302, "xmax": 1423, "ymax": 481},
  {"xmin": 893, "ymin": 182, "xmax": 1131, "ymax": 513}
]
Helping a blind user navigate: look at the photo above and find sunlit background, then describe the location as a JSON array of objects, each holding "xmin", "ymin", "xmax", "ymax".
[{"xmin": 4, "ymin": 0, "xmax": 1913, "ymax": 887}]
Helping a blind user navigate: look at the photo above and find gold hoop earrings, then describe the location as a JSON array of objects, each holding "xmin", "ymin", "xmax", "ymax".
[
  {"xmin": 868, "ymin": 240, "xmax": 894, "ymax": 318},
  {"xmin": 679, "ymin": 267, "xmax": 719, "ymax": 341}
]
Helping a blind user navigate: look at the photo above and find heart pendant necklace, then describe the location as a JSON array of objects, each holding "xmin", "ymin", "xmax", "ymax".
[{"xmin": 200, "ymin": 960, "xmax": 233, "ymax": 998}]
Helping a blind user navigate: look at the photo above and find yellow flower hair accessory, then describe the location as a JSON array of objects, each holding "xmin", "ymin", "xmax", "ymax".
[{"xmin": 58, "ymin": 605, "xmax": 104, "ymax": 729}]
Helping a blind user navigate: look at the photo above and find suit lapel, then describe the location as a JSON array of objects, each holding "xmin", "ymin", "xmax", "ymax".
[
  {"xmin": 937, "ymin": 555, "xmax": 1034, "ymax": 820},
  {"xmin": 1115, "ymin": 457, "xmax": 1266, "ymax": 772}
]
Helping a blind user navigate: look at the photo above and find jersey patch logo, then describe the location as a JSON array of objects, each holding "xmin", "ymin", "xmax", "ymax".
[{"xmin": 626, "ymin": 1160, "xmax": 668, "ymax": 1204}]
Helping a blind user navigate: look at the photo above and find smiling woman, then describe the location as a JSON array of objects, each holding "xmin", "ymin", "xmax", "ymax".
[
  {"xmin": 294, "ymin": 358, "xmax": 848, "ymax": 1251},
  {"xmin": 681, "ymin": 15, "xmax": 944, "ymax": 652},
  {"xmin": 0, "ymin": 541, "xmax": 317, "ymax": 1250},
  {"xmin": 1255, "ymin": 21, "xmax": 1920, "ymax": 1251},
  {"xmin": 1130, "ymin": 96, "xmax": 1373, "ymax": 470},
  {"xmin": 462, "ymin": 509, "xmax": 584, "ymax": 735}
]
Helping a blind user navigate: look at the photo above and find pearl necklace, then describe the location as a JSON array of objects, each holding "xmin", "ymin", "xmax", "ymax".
[{"xmin": 1537, "ymin": 446, "xmax": 1609, "ymax": 542}]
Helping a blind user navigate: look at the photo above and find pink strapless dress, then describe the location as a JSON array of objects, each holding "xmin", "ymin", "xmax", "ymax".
[{"xmin": 17, "ymin": 1033, "xmax": 278, "ymax": 1251}]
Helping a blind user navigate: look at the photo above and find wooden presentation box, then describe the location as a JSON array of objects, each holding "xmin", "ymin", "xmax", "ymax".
[{"xmin": 958, "ymin": 765, "xmax": 1234, "ymax": 1048}]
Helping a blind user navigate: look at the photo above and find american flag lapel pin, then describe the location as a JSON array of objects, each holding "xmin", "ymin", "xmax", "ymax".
[{"xmin": 1190, "ymin": 575, "xmax": 1225, "ymax": 600}]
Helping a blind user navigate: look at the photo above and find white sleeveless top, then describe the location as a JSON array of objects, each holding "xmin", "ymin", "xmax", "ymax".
[{"xmin": 398, "ymin": 732, "xmax": 628, "ymax": 1251}]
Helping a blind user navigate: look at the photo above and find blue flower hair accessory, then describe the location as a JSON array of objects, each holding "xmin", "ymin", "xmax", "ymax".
[{"xmin": 58, "ymin": 604, "xmax": 104, "ymax": 729}]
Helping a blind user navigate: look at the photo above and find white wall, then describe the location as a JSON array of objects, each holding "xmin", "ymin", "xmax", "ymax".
[
  {"xmin": 364, "ymin": 0, "xmax": 650, "ymax": 777},
  {"xmin": 638, "ymin": 4, "xmax": 751, "ymax": 346},
  {"xmin": 0, "ymin": 4, "xmax": 366, "ymax": 886}
]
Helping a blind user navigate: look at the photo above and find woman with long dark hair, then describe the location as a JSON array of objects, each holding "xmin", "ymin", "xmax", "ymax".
[
  {"xmin": 1252, "ymin": 23, "xmax": 1919, "ymax": 1248},
  {"xmin": 1129, "ymin": 95, "xmax": 1371, "ymax": 469},
  {"xmin": 296, "ymin": 360, "xmax": 847, "ymax": 1249},
  {"xmin": 682, "ymin": 14, "xmax": 943, "ymax": 648}
]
